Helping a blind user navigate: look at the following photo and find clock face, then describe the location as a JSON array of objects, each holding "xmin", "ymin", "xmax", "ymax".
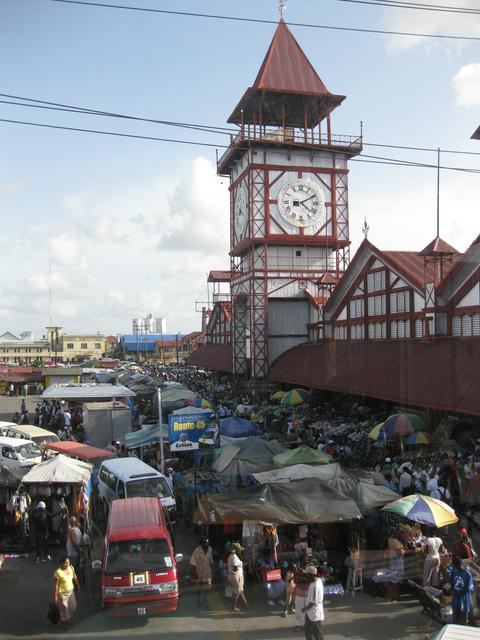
[
  {"xmin": 234, "ymin": 180, "xmax": 248, "ymax": 236},
  {"xmin": 278, "ymin": 178, "xmax": 326, "ymax": 229}
]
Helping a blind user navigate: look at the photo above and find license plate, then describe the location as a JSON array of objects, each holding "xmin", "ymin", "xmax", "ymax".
[{"xmin": 137, "ymin": 607, "xmax": 147, "ymax": 616}]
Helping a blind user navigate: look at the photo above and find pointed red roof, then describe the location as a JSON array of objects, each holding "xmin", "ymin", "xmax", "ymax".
[
  {"xmin": 253, "ymin": 19, "xmax": 331, "ymax": 95},
  {"xmin": 227, "ymin": 20, "xmax": 345, "ymax": 127},
  {"xmin": 419, "ymin": 236, "xmax": 458, "ymax": 256}
]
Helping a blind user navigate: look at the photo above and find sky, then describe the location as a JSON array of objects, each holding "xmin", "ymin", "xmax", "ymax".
[{"xmin": 1, "ymin": 0, "xmax": 479, "ymax": 338}]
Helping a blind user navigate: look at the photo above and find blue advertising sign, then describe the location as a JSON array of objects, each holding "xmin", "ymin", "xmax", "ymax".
[{"xmin": 168, "ymin": 413, "xmax": 210, "ymax": 452}]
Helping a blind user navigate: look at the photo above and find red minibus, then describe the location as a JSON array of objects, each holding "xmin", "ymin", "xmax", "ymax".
[{"xmin": 94, "ymin": 497, "xmax": 181, "ymax": 616}]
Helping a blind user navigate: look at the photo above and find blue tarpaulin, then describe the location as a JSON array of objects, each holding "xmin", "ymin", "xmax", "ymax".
[{"xmin": 219, "ymin": 417, "xmax": 258, "ymax": 438}]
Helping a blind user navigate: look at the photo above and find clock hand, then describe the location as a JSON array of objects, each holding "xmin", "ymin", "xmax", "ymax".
[
  {"xmin": 300, "ymin": 194, "xmax": 317, "ymax": 205},
  {"xmin": 300, "ymin": 200, "xmax": 313, "ymax": 211}
]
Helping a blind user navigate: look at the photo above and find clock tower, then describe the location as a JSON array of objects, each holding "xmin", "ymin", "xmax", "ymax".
[{"xmin": 218, "ymin": 18, "xmax": 362, "ymax": 380}]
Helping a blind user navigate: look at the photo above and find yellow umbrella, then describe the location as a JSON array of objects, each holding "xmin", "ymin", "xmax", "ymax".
[
  {"xmin": 271, "ymin": 390, "xmax": 288, "ymax": 401},
  {"xmin": 368, "ymin": 422, "xmax": 385, "ymax": 440}
]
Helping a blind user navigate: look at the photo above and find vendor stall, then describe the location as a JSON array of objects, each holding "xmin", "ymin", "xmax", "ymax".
[{"xmin": 21, "ymin": 454, "xmax": 93, "ymax": 541}]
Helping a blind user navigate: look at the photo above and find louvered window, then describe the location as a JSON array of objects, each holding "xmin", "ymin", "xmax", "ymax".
[
  {"xmin": 452, "ymin": 316, "xmax": 461, "ymax": 336},
  {"xmin": 415, "ymin": 319, "xmax": 423, "ymax": 338},
  {"xmin": 335, "ymin": 325, "xmax": 347, "ymax": 340},
  {"xmin": 367, "ymin": 270, "xmax": 386, "ymax": 293},
  {"xmin": 368, "ymin": 322, "xmax": 386, "ymax": 339},
  {"xmin": 368, "ymin": 295, "xmax": 386, "ymax": 316},
  {"xmin": 351, "ymin": 324, "xmax": 364, "ymax": 340},
  {"xmin": 349, "ymin": 298, "xmax": 364, "ymax": 319},
  {"xmin": 390, "ymin": 291, "xmax": 410, "ymax": 314},
  {"xmin": 462, "ymin": 315, "xmax": 473, "ymax": 336},
  {"xmin": 473, "ymin": 313, "xmax": 480, "ymax": 335}
]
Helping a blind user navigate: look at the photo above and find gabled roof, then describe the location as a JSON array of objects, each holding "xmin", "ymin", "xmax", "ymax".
[
  {"xmin": 436, "ymin": 233, "xmax": 480, "ymax": 304},
  {"xmin": 324, "ymin": 240, "xmax": 440, "ymax": 321},
  {"xmin": 471, "ymin": 125, "xmax": 480, "ymax": 140},
  {"xmin": 0, "ymin": 331, "xmax": 20, "ymax": 341},
  {"xmin": 253, "ymin": 18, "xmax": 331, "ymax": 95}
]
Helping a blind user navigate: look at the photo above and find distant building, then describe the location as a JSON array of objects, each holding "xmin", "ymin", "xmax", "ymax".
[{"xmin": 0, "ymin": 331, "xmax": 50, "ymax": 364}]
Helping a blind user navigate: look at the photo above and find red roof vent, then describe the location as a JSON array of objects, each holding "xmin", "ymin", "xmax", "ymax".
[{"xmin": 419, "ymin": 236, "xmax": 458, "ymax": 256}]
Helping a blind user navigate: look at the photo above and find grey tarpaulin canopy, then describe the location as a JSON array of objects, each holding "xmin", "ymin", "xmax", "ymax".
[
  {"xmin": 22, "ymin": 454, "xmax": 92, "ymax": 484},
  {"xmin": 252, "ymin": 463, "xmax": 383, "ymax": 489},
  {"xmin": 202, "ymin": 477, "xmax": 362, "ymax": 525},
  {"xmin": 42, "ymin": 384, "xmax": 135, "ymax": 399},
  {"xmin": 347, "ymin": 482, "xmax": 399, "ymax": 514},
  {"xmin": 213, "ymin": 437, "xmax": 286, "ymax": 478}
]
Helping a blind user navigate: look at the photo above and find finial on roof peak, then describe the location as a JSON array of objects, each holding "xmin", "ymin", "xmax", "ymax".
[
  {"xmin": 362, "ymin": 217, "xmax": 369, "ymax": 240},
  {"xmin": 277, "ymin": 0, "xmax": 287, "ymax": 18}
]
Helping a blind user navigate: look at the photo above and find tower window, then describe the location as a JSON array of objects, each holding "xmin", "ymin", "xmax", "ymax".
[{"xmin": 296, "ymin": 250, "xmax": 302, "ymax": 257}]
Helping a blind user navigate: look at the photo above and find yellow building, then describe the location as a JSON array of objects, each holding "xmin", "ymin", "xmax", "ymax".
[{"xmin": 46, "ymin": 327, "xmax": 107, "ymax": 362}]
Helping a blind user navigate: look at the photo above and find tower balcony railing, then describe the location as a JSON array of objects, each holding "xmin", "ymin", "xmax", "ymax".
[
  {"xmin": 218, "ymin": 125, "xmax": 363, "ymax": 172},
  {"xmin": 231, "ymin": 255, "xmax": 340, "ymax": 274}
]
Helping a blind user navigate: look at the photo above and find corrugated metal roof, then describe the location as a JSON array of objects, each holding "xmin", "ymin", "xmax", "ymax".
[
  {"xmin": 419, "ymin": 236, "xmax": 458, "ymax": 256},
  {"xmin": 42, "ymin": 383, "xmax": 136, "ymax": 399},
  {"xmin": 208, "ymin": 270, "xmax": 232, "ymax": 283},
  {"xmin": 268, "ymin": 337, "xmax": 480, "ymax": 416},
  {"xmin": 185, "ymin": 344, "xmax": 233, "ymax": 373},
  {"xmin": 253, "ymin": 19, "xmax": 331, "ymax": 95}
]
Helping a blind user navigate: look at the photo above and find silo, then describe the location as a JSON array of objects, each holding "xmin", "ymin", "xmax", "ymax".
[{"xmin": 154, "ymin": 318, "xmax": 167, "ymax": 334}]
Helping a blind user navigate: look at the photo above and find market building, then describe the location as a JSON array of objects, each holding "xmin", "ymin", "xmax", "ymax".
[{"xmin": 187, "ymin": 18, "xmax": 480, "ymax": 417}]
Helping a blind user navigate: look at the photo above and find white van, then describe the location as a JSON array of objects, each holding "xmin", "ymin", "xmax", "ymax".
[
  {"xmin": 0, "ymin": 422, "xmax": 18, "ymax": 436},
  {"xmin": 5, "ymin": 425, "xmax": 60, "ymax": 446},
  {"xmin": 97, "ymin": 458, "xmax": 176, "ymax": 521},
  {"xmin": 0, "ymin": 436, "xmax": 43, "ymax": 471}
]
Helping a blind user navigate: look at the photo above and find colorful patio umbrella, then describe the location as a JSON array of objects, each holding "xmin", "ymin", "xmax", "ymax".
[
  {"xmin": 189, "ymin": 398, "xmax": 213, "ymax": 409},
  {"xmin": 368, "ymin": 422, "xmax": 385, "ymax": 440},
  {"xmin": 383, "ymin": 413, "xmax": 426, "ymax": 438},
  {"xmin": 405, "ymin": 431, "xmax": 434, "ymax": 446},
  {"xmin": 382, "ymin": 494, "xmax": 458, "ymax": 527},
  {"xmin": 271, "ymin": 391, "xmax": 288, "ymax": 401},
  {"xmin": 280, "ymin": 389, "xmax": 311, "ymax": 406}
]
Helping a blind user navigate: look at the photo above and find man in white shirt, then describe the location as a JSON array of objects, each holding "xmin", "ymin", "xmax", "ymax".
[
  {"xmin": 398, "ymin": 467, "xmax": 413, "ymax": 496},
  {"xmin": 302, "ymin": 565, "xmax": 324, "ymax": 640}
]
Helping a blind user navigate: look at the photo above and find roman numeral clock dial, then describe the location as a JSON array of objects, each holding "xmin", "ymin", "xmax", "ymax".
[{"xmin": 277, "ymin": 177, "xmax": 327, "ymax": 230}]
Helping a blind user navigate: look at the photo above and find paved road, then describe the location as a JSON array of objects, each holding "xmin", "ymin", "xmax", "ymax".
[
  {"xmin": 0, "ymin": 393, "xmax": 441, "ymax": 639},
  {"xmin": 0, "ymin": 543, "xmax": 441, "ymax": 640}
]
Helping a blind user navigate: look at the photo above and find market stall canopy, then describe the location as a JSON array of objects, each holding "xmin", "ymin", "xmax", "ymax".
[
  {"xmin": 253, "ymin": 462, "xmax": 355, "ymax": 485},
  {"xmin": 42, "ymin": 383, "xmax": 135, "ymax": 399},
  {"xmin": 0, "ymin": 460, "xmax": 26, "ymax": 486},
  {"xmin": 159, "ymin": 385, "xmax": 196, "ymax": 409},
  {"xmin": 219, "ymin": 417, "xmax": 258, "ymax": 438},
  {"xmin": 22, "ymin": 454, "xmax": 92, "ymax": 484},
  {"xmin": 206, "ymin": 478, "xmax": 362, "ymax": 524},
  {"xmin": 213, "ymin": 437, "xmax": 286, "ymax": 477},
  {"xmin": 46, "ymin": 441, "xmax": 115, "ymax": 461},
  {"xmin": 273, "ymin": 445, "xmax": 332, "ymax": 467},
  {"xmin": 122, "ymin": 424, "xmax": 169, "ymax": 449},
  {"xmin": 347, "ymin": 482, "xmax": 399, "ymax": 514}
]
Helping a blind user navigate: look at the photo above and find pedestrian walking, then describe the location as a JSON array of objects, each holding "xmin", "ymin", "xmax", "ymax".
[
  {"xmin": 66, "ymin": 516, "xmax": 82, "ymax": 573},
  {"xmin": 228, "ymin": 543, "xmax": 249, "ymax": 612},
  {"xmin": 283, "ymin": 563, "xmax": 296, "ymax": 617},
  {"xmin": 423, "ymin": 531, "xmax": 445, "ymax": 587},
  {"xmin": 52, "ymin": 556, "xmax": 80, "ymax": 625},
  {"xmin": 450, "ymin": 556, "xmax": 474, "ymax": 624},
  {"xmin": 294, "ymin": 553, "xmax": 311, "ymax": 630},
  {"xmin": 190, "ymin": 537, "xmax": 213, "ymax": 606},
  {"xmin": 32, "ymin": 501, "xmax": 50, "ymax": 562},
  {"xmin": 302, "ymin": 565, "xmax": 324, "ymax": 640}
]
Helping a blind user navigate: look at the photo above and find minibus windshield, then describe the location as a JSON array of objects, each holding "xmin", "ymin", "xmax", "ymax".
[
  {"xmin": 126, "ymin": 477, "xmax": 171, "ymax": 499},
  {"xmin": 106, "ymin": 538, "xmax": 172, "ymax": 574}
]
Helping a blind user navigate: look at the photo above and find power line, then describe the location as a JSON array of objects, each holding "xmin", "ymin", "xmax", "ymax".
[
  {"xmin": 0, "ymin": 94, "xmax": 233, "ymax": 135},
  {"xmin": 1, "ymin": 91, "xmax": 480, "ymax": 158},
  {"xmin": 337, "ymin": 0, "xmax": 480, "ymax": 15},
  {"xmin": 2, "ymin": 115, "xmax": 480, "ymax": 174},
  {"xmin": 45, "ymin": 0, "xmax": 480, "ymax": 42}
]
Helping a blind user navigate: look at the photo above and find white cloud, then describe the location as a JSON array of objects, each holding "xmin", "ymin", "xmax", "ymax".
[
  {"xmin": 0, "ymin": 156, "xmax": 229, "ymax": 337},
  {"xmin": 382, "ymin": 1, "xmax": 480, "ymax": 51},
  {"xmin": 351, "ymin": 170, "xmax": 479, "ymax": 255},
  {"xmin": 452, "ymin": 62, "xmax": 480, "ymax": 106}
]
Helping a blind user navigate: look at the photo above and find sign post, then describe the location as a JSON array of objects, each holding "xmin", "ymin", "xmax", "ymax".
[{"xmin": 157, "ymin": 388, "xmax": 165, "ymax": 473}]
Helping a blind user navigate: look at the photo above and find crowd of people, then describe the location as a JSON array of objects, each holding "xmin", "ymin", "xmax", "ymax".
[{"xmin": 5, "ymin": 361, "xmax": 480, "ymax": 635}]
